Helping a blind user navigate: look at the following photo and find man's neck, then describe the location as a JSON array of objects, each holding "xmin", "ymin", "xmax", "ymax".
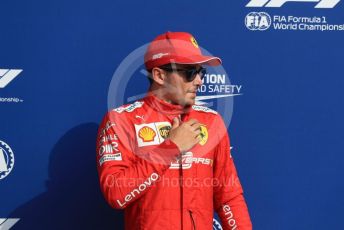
[{"xmin": 147, "ymin": 87, "xmax": 176, "ymax": 105}]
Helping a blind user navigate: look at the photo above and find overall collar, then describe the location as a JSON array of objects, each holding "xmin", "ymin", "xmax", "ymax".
[{"xmin": 144, "ymin": 92, "xmax": 192, "ymax": 116}]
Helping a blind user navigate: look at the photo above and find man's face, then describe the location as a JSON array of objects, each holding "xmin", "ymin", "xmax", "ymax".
[{"xmin": 162, "ymin": 64, "xmax": 204, "ymax": 106}]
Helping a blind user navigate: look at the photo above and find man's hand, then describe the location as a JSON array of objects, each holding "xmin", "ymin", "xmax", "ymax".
[{"xmin": 167, "ymin": 118, "xmax": 201, "ymax": 153}]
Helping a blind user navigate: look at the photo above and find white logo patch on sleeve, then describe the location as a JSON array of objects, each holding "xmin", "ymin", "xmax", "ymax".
[
  {"xmin": 192, "ymin": 105, "xmax": 217, "ymax": 114},
  {"xmin": 99, "ymin": 153, "xmax": 122, "ymax": 166},
  {"xmin": 113, "ymin": 101, "xmax": 144, "ymax": 113}
]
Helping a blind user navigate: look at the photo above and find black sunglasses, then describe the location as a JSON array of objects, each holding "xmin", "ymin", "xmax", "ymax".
[{"xmin": 159, "ymin": 66, "xmax": 207, "ymax": 82}]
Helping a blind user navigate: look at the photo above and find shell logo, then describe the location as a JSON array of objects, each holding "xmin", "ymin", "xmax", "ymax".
[{"xmin": 138, "ymin": 126, "xmax": 156, "ymax": 142}]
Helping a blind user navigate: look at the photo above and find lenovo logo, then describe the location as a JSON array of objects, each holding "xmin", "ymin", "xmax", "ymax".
[{"xmin": 116, "ymin": 172, "xmax": 159, "ymax": 207}]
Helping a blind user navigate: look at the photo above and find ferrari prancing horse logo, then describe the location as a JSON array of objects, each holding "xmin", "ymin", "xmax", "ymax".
[{"xmin": 199, "ymin": 125, "xmax": 208, "ymax": 145}]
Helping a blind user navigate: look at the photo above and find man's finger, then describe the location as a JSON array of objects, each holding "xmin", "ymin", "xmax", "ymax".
[
  {"xmin": 193, "ymin": 129, "xmax": 201, "ymax": 137},
  {"xmin": 171, "ymin": 117, "xmax": 180, "ymax": 129},
  {"xmin": 185, "ymin": 119, "xmax": 199, "ymax": 126},
  {"xmin": 195, "ymin": 135, "xmax": 202, "ymax": 143},
  {"xmin": 191, "ymin": 123, "xmax": 201, "ymax": 131}
]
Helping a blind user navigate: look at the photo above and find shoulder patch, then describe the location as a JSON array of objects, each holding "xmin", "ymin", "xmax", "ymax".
[
  {"xmin": 192, "ymin": 105, "xmax": 217, "ymax": 115},
  {"xmin": 113, "ymin": 101, "xmax": 144, "ymax": 113}
]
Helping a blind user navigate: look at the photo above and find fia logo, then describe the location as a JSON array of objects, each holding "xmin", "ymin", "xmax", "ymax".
[
  {"xmin": 245, "ymin": 12, "xmax": 272, "ymax": 31},
  {"xmin": 0, "ymin": 140, "xmax": 15, "ymax": 180},
  {"xmin": 246, "ymin": 0, "xmax": 340, "ymax": 8}
]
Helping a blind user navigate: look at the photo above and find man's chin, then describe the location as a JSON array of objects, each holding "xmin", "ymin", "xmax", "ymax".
[{"xmin": 183, "ymin": 97, "xmax": 196, "ymax": 106}]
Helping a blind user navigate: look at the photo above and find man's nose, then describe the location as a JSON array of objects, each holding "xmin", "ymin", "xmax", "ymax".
[{"xmin": 193, "ymin": 73, "xmax": 203, "ymax": 86}]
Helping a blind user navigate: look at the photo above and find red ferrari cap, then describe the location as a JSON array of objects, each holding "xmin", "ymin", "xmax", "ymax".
[{"xmin": 144, "ymin": 31, "xmax": 222, "ymax": 70}]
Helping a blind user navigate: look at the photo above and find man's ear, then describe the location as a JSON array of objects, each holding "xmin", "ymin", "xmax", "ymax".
[{"xmin": 151, "ymin": 67, "xmax": 166, "ymax": 85}]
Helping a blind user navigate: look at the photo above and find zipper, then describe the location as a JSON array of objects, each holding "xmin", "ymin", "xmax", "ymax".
[
  {"xmin": 180, "ymin": 154, "xmax": 184, "ymax": 230},
  {"xmin": 189, "ymin": 210, "xmax": 196, "ymax": 230}
]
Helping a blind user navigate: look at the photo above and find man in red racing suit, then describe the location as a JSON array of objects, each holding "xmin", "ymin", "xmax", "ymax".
[{"xmin": 97, "ymin": 31, "xmax": 252, "ymax": 229}]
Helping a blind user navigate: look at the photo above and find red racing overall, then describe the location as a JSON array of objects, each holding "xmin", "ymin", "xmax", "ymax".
[{"xmin": 97, "ymin": 94, "xmax": 252, "ymax": 230}]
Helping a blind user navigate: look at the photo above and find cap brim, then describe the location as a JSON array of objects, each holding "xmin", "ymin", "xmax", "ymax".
[
  {"xmin": 145, "ymin": 55, "xmax": 222, "ymax": 70},
  {"xmin": 172, "ymin": 55, "xmax": 222, "ymax": 66}
]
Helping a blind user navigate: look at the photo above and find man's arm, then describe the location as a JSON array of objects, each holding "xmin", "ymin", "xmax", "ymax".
[
  {"xmin": 213, "ymin": 115, "xmax": 252, "ymax": 230},
  {"xmin": 96, "ymin": 111, "xmax": 180, "ymax": 209}
]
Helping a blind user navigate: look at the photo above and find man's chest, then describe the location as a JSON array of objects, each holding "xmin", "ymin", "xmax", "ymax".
[{"xmin": 129, "ymin": 111, "xmax": 218, "ymax": 170}]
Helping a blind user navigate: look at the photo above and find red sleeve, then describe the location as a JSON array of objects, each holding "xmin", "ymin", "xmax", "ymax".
[
  {"xmin": 213, "ymin": 115, "xmax": 252, "ymax": 230},
  {"xmin": 96, "ymin": 111, "xmax": 180, "ymax": 209}
]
